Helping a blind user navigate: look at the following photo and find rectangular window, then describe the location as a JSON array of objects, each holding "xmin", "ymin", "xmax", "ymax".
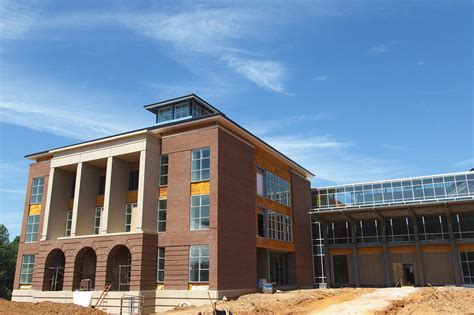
[
  {"xmin": 157, "ymin": 199, "xmax": 167, "ymax": 232},
  {"xmin": 128, "ymin": 170, "xmax": 139, "ymax": 191},
  {"xmin": 267, "ymin": 211, "xmax": 292, "ymax": 242},
  {"xmin": 158, "ymin": 106, "xmax": 173, "ymax": 123},
  {"xmin": 257, "ymin": 168, "xmax": 264, "ymax": 196},
  {"xmin": 174, "ymin": 103, "xmax": 190, "ymax": 119},
  {"xmin": 157, "ymin": 247, "xmax": 165, "ymax": 283},
  {"xmin": 190, "ymin": 194, "xmax": 210, "ymax": 230},
  {"xmin": 460, "ymin": 251, "xmax": 474, "ymax": 284},
  {"xmin": 275, "ymin": 176, "xmax": 283, "ymax": 203},
  {"xmin": 160, "ymin": 155, "xmax": 169, "ymax": 186},
  {"xmin": 125, "ymin": 203, "xmax": 137, "ymax": 232},
  {"xmin": 189, "ymin": 245, "xmax": 209, "ymax": 283},
  {"xmin": 266, "ymin": 171, "xmax": 275, "ymax": 200},
  {"xmin": 257, "ymin": 209, "xmax": 266, "ymax": 237},
  {"xmin": 30, "ymin": 177, "xmax": 44, "ymax": 204},
  {"xmin": 191, "ymin": 147, "xmax": 210, "ymax": 182},
  {"xmin": 65, "ymin": 209, "xmax": 73, "ymax": 237},
  {"xmin": 98, "ymin": 176, "xmax": 106, "ymax": 195},
  {"xmin": 94, "ymin": 207, "xmax": 102, "ymax": 235},
  {"xmin": 20, "ymin": 255, "xmax": 35, "ymax": 285},
  {"xmin": 283, "ymin": 180, "xmax": 291, "ymax": 206},
  {"xmin": 25, "ymin": 214, "xmax": 40, "ymax": 243}
]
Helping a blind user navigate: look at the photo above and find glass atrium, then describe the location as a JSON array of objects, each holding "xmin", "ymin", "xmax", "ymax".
[{"xmin": 312, "ymin": 171, "xmax": 474, "ymax": 211}]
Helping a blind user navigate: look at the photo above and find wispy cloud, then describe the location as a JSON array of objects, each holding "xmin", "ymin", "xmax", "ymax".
[
  {"xmin": 314, "ymin": 75, "xmax": 343, "ymax": 81},
  {"xmin": 245, "ymin": 113, "xmax": 334, "ymax": 136},
  {"xmin": 225, "ymin": 56, "xmax": 290, "ymax": 94},
  {"xmin": 0, "ymin": 100, "xmax": 133, "ymax": 140},
  {"xmin": 368, "ymin": 44, "xmax": 389, "ymax": 55},
  {"xmin": 368, "ymin": 41, "xmax": 398, "ymax": 56},
  {"xmin": 0, "ymin": 188, "xmax": 24, "ymax": 194},
  {"xmin": 455, "ymin": 158, "xmax": 473, "ymax": 169},
  {"xmin": 0, "ymin": 0, "xmax": 38, "ymax": 40},
  {"xmin": 416, "ymin": 89, "xmax": 456, "ymax": 95}
]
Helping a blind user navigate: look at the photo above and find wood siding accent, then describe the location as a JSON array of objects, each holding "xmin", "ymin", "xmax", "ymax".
[
  {"xmin": 256, "ymin": 238, "xmax": 294, "ymax": 252},
  {"xmin": 255, "ymin": 147, "xmax": 291, "ymax": 182},
  {"xmin": 191, "ymin": 181, "xmax": 210, "ymax": 195},
  {"xmin": 358, "ymin": 247, "xmax": 384, "ymax": 254},
  {"xmin": 421, "ymin": 244, "xmax": 450, "ymax": 253},
  {"xmin": 388, "ymin": 246, "xmax": 416, "ymax": 254},
  {"xmin": 68, "ymin": 198, "xmax": 74, "ymax": 209},
  {"xmin": 329, "ymin": 248, "xmax": 353, "ymax": 255},
  {"xmin": 127, "ymin": 190, "xmax": 138, "ymax": 202},
  {"xmin": 458, "ymin": 244, "xmax": 474, "ymax": 251},
  {"xmin": 159, "ymin": 187, "xmax": 168, "ymax": 199},
  {"xmin": 96, "ymin": 195, "xmax": 104, "ymax": 207},
  {"xmin": 257, "ymin": 196, "xmax": 291, "ymax": 216},
  {"xmin": 29, "ymin": 204, "xmax": 41, "ymax": 215}
]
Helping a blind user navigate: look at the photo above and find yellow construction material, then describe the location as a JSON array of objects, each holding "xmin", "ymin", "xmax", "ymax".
[
  {"xmin": 29, "ymin": 204, "xmax": 41, "ymax": 215},
  {"xmin": 191, "ymin": 181, "xmax": 210, "ymax": 195}
]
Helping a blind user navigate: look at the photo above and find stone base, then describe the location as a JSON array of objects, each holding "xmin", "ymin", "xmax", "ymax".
[{"xmin": 12, "ymin": 288, "xmax": 256, "ymax": 314}]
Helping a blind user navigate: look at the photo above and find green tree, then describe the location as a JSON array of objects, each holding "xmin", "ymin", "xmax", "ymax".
[{"xmin": 0, "ymin": 225, "xmax": 19, "ymax": 300}]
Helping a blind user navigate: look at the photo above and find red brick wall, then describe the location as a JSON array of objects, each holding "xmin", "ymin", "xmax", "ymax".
[
  {"xmin": 217, "ymin": 128, "xmax": 257, "ymax": 290},
  {"xmin": 291, "ymin": 172, "xmax": 314, "ymax": 288},
  {"xmin": 14, "ymin": 160, "xmax": 50, "ymax": 289},
  {"xmin": 160, "ymin": 127, "xmax": 219, "ymax": 289}
]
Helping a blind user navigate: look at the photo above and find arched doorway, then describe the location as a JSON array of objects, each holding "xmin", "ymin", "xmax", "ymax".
[
  {"xmin": 43, "ymin": 249, "xmax": 65, "ymax": 291},
  {"xmin": 73, "ymin": 247, "xmax": 97, "ymax": 290},
  {"xmin": 106, "ymin": 245, "xmax": 132, "ymax": 291}
]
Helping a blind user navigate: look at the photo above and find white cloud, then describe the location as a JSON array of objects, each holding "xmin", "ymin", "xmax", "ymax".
[
  {"xmin": 245, "ymin": 113, "xmax": 334, "ymax": 136},
  {"xmin": 455, "ymin": 158, "xmax": 473, "ymax": 169},
  {"xmin": 0, "ymin": 101, "xmax": 131, "ymax": 140},
  {"xmin": 315, "ymin": 76, "xmax": 328, "ymax": 81},
  {"xmin": 0, "ymin": 0, "xmax": 38, "ymax": 40},
  {"xmin": 0, "ymin": 188, "xmax": 24, "ymax": 194},
  {"xmin": 225, "ymin": 56, "xmax": 290, "ymax": 94},
  {"xmin": 368, "ymin": 44, "xmax": 388, "ymax": 55}
]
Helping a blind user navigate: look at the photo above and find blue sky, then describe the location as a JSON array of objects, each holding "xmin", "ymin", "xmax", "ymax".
[{"xmin": 0, "ymin": 0, "xmax": 472, "ymax": 238}]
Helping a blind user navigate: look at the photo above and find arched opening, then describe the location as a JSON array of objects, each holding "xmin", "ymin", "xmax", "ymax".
[
  {"xmin": 43, "ymin": 249, "xmax": 65, "ymax": 291},
  {"xmin": 73, "ymin": 247, "xmax": 97, "ymax": 290},
  {"xmin": 106, "ymin": 245, "xmax": 131, "ymax": 291}
]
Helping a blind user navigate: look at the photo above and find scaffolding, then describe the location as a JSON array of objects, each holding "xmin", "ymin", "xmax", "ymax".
[
  {"xmin": 118, "ymin": 264, "xmax": 131, "ymax": 291},
  {"xmin": 120, "ymin": 294, "xmax": 144, "ymax": 315},
  {"xmin": 48, "ymin": 266, "xmax": 64, "ymax": 291}
]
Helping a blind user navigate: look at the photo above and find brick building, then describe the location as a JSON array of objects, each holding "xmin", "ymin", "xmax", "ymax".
[{"xmin": 12, "ymin": 95, "xmax": 314, "ymax": 313}]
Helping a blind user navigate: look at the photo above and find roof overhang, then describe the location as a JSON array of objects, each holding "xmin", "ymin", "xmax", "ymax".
[{"xmin": 143, "ymin": 94, "xmax": 221, "ymax": 115}]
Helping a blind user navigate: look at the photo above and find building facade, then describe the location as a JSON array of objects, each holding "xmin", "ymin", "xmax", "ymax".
[
  {"xmin": 311, "ymin": 172, "xmax": 474, "ymax": 288},
  {"xmin": 12, "ymin": 95, "xmax": 314, "ymax": 313}
]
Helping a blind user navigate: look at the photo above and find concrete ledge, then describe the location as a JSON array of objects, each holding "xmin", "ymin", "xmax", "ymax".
[{"xmin": 12, "ymin": 288, "xmax": 257, "ymax": 314}]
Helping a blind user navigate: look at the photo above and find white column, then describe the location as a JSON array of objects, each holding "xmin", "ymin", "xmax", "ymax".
[
  {"xmin": 101, "ymin": 156, "xmax": 113, "ymax": 234},
  {"xmin": 70, "ymin": 162, "xmax": 83, "ymax": 237},
  {"xmin": 41, "ymin": 167, "xmax": 56, "ymax": 240},
  {"xmin": 136, "ymin": 149, "xmax": 160, "ymax": 233}
]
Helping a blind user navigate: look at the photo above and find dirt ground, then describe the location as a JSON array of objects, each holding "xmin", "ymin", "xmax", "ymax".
[
  {"xmin": 380, "ymin": 286, "xmax": 474, "ymax": 315},
  {"xmin": 165, "ymin": 287, "xmax": 474, "ymax": 315},
  {"xmin": 0, "ymin": 299, "xmax": 105, "ymax": 315},
  {"xmin": 1, "ymin": 287, "xmax": 472, "ymax": 314}
]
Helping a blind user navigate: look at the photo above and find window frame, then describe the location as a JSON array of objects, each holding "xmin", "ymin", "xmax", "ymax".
[
  {"xmin": 65, "ymin": 209, "xmax": 73, "ymax": 237},
  {"xmin": 94, "ymin": 207, "xmax": 103, "ymax": 235},
  {"xmin": 190, "ymin": 194, "xmax": 210, "ymax": 231},
  {"xmin": 125, "ymin": 203, "xmax": 137, "ymax": 232},
  {"xmin": 189, "ymin": 245, "xmax": 209, "ymax": 283},
  {"xmin": 128, "ymin": 170, "xmax": 139, "ymax": 191},
  {"xmin": 191, "ymin": 147, "xmax": 210, "ymax": 182},
  {"xmin": 157, "ymin": 199, "xmax": 167, "ymax": 232},
  {"xmin": 157, "ymin": 247, "xmax": 165, "ymax": 283},
  {"xmin": 19, "ymin": 255, "xmax": 35, "ymax": 285},
  {"xmin": 160, "ymin": 155, "xmax": 169, "ymax": 186},
  {"xmin": 30, "ymin": 177, "xmax": 44, "ymax": 205},
  {"xmin": 25, "ymin": 214, "xmax": 40, "ymax": 243}
]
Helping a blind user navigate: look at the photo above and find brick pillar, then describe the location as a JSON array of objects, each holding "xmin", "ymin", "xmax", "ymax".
[{"xmin": 63, "ymin": 255, "xmax": 75, "ymax": 291}]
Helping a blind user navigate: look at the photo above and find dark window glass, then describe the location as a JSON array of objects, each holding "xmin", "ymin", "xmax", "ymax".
[
  {"xmin": 257, "ymin": 210, "xmax": 266, "ymax": 237},
  {"xmin": 129, "ymin": 170, "xmax": 139, "ymax": 191},
  {"xmin": 98, "ymin": 176, "xmax": 106, "ymax": 195}
]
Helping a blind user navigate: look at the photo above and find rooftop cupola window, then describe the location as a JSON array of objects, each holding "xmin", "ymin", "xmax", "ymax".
[{"xmin": 144, "ymin": 94, "xmax": 219, "ymax": 125}]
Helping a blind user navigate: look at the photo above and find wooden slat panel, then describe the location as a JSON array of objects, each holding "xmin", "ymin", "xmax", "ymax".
[
  {"xmin": 421, "ymin": 244, "xmax": 450, "ymax": 253},
  {"xmin": 358, "ymin": 247, "xmax": 384, "ymax": 254},
  {"xmin": 388, "ymin": 245, "xmax": 416, "ymax": 254},
  {"xmin": 256, "ymin": 238, "xmax": 294, "ymax": 252},
  {"xmin": 159, "ymin": 187, "xmax": 168, "ymax": 199},
  {"xmin": 191, "ymin": 181, "xmax": 210, "ymax": 195},
  {"xmin": 458, "ymin": 244, "xmax": 474, "ymax": 251},
  {"xmin": 96, "ymin": 195, "xmax": 104, "ymax": 206},
  {"xmin": 329, "ymin": 248, "xmax": 352, "ymax": 255},
  {"xmin": 29, "ymin": 204, "xmax": 41, "ymax": 215},
  {"xmin": 127, "ymin": 190, "xmax": 138, "ymax": 202}
]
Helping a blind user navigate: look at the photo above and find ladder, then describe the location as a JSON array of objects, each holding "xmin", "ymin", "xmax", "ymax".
[{"xmin": 94, "ymin": 284, "xmax": 111, "ymax": 309}]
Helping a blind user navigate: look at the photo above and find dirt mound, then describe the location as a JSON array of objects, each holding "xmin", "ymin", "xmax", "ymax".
[
  {"xmin": 165, "ymin": 288, "xmax": 372, "ymax": 314},
  {"xmin": 380, "ymin": 287, "xmax": 474, "ymax": 315},
  {"xmin": 0, "ymin": 300, "xmax": 105, "ymax": 315}
]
